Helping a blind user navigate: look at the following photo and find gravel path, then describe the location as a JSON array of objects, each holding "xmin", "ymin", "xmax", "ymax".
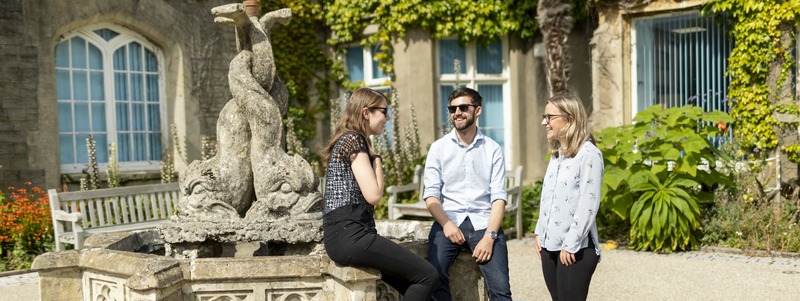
[{"xmin": 508, "ymin": 238, "xmax": 800, "ymax": 301}]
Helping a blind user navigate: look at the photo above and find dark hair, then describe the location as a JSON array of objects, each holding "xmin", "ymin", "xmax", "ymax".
[{"xmin": 448, "ymin": 87, "xmax": 482, "ymax": 106}]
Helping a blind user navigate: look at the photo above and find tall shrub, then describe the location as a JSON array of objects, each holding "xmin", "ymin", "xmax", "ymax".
[{"xmin": 595, "ymin": 105, "xmax": 733, "ymax": 252}]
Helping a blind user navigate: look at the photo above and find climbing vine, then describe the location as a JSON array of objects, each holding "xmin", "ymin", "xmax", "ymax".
[
  {"xmin": 704, "ymin": 0, "xmax": 800, "ymax": 159},
  {"xmin": 324, "ymin": 0, "xmax": 594, "ymax": 76}
]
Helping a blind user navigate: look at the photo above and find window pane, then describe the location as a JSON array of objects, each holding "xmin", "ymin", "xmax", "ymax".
[
  {"xmin": 149, "ymin": 133, "xmax": 161, "ymax": 161},
  {"xmin": 93, "ymin": 29, "xmax": 119, "ymax": 41},
  {"xmin": 56, "ymin": 70, "xmax": 71, "ymax": 100},
  {"xmin": 59, "ymin": 134, "xmax": 75, "ymax": 164},
  {"xmin": 439, "ymin": 40, "xmax": 466, "ymax": 75},
  {"xmin": 476, "ymin": 40, "xmax": 502, "ymax": 74},
  {"xmin": 131, "ymin": 73, "xmax": 143, "ymax": 101},
  {"xmin": 477, "ymin": 85, "xmax": 504, "ymax": 150},
  {"xmin": 116, "ymin": 103, "xmax": 129, "ymax": 131},
  {"xmin": 346, "ymin": 46, "xmax": 364, "ymax": 82},
  {"xmin": 76, "ymin": 134, "xmax": 90, "ymax": 164},
  {"xmin": 58, "ymin": 103, "xmax": 73, "ymax": 132},
  {"xmin": 115, "ymin": 72, "xmax": 128, "ymax": 100},
  {"xmin": 635, "ymin": 12, "xmax": 733, "ymax": 114},
  {"xmin": 113, "ymin": 48, "xmax": 127, "ymax": 70},
  {"xmin": 133, "ymin": 133, "xmax": 146, "ymax": 161},
  {"xmin": 132, "ymin": 103, "xmax": 145, "ymax": 131},
  {"xmin": 147, "ymin": 74, "xmax": 159, "ymax": 102},
  {"xmin": 129, "ymin": 42, "xmax": 142, "ymax": 71},
  {"xmin": 74, "ymin": 102, "xmax": 90, "ymax": 132},
  {"xmin": 92, "ymin": 103, "xmax": 106, "ymax": 132},
  {"xmin": 145, "ymin": 50, "xmax": 157, "ymax": 72},
  {"xmin": 94, "ymin": 134, "xmax": 108, "ymax": 163},
  {"xmin": 72, "ymin": 70, "xmax": 88, "ymax": 100},
  {"xmin": 148, "ymin": 104, "xmax": 160, "ymax": 131},
  {"xmin": 118, "ymin": 133, "xmax": 131, "ymax": 162},
  {"xmin": 90, "ymin": 71, "xmax": 104, "ymax": 100},
  {"xmin": 55, "ymin": 42, "xmax": 69, "ymax": 68},
  {"xmin": 439, "ymin": 85, "xmax": 456, "ymax": 134},
  {"xmin": 370, "ymin": 45, "xmax": 385, "ymax": 79},
  {"xmin": 88, "ymin": 44, "xmax": 103, "ymax": 69},
  {"xmin": 71, "ymin": 37, "xmax": 87, "ymax": 69}
]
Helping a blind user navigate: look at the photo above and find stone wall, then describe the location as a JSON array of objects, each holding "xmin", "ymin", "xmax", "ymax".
[{"xmin": 0, "ymin": 0, "xmax": 236, "ymax": 189}]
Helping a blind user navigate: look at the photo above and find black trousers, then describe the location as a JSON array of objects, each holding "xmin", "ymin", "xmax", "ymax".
[
  {"xmin": 541, "ymin": 239, "xmax": 599, "ymax": 301},
  {"xmin": 324, "ymin": 220, "xmax": 437, "ymax": 300}
]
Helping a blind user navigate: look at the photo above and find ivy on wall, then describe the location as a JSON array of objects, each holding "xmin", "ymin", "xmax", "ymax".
[
  {"xmin": 704, "ymin": 0, "xmax": 800, "ymax": 159},
  {"xmin": 325, "ymin": 0, "xmax": 556, "ymax": 76}
]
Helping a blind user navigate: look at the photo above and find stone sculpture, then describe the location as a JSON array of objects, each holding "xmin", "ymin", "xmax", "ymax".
[{"xmin": 159, "ymin": 3, "xmax": 323, "ymax": 256}]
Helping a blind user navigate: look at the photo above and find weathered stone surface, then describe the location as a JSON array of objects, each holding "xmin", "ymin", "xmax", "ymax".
[
  {"xmin": 375, "ymin": 219, "xmax": 431, "ymax": 241},
  {"xmin": 171, "ymin": 4, "xmax": 323, "ymax": 248}
]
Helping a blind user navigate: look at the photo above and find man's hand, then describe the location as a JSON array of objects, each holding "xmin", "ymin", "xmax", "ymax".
[
  {"xmin": 534, "ymin": 236, "xmax": 542, "ymax": 259},
  {"xmin": 560, "ymin": 249, "xmax": 576, "ymax": 266},
  {"xmin": 443, "ymin": 221, "xmax": 465, "ymax": 245},
  {"xmin": 472, "ymin": 236, "xmax": 494, "ymax": 263}
]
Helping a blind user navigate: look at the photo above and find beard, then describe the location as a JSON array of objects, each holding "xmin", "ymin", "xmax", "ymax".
[{"xmin": 451, "ymin": 114, "xmax": 475, "ymax": 131}]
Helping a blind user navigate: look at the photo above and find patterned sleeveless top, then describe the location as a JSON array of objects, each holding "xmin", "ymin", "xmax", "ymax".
[{"xmin": 323, "ymin": 131, "xmax": 376, "ymax": 228}]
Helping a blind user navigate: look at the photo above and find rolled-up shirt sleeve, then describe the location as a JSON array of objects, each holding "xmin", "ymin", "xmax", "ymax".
[
  {"xmin": 423, "ymin": 142, "xmax": 443, "ymax": 201},
  {"xmin": 489, "ymin": 146, "xmax": 507, "ymax": 203}
]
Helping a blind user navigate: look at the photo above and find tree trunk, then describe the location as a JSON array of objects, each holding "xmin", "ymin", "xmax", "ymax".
[
  {"xmin": 537, "ymin": 0, "xmax": 574, "ymax": 96},
  {"xmin": 768, "ymin": 22, "xmax": 797, "ymax": 223}
]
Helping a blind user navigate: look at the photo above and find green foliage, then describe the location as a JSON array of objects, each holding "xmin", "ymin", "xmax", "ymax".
[
  {"xmin": 324, "ymin": 0, "xmax": 546, "ymax": 76},
  {"xmin": 512, "ymin": 180, "xmax": 542, "ymax": 234},
  {"xmin": 263, "ymin": 0, "xmax": 342, "ymax": 147},
  {"xmin": 0, "ymin": 183, "xmax": 54, "ymax": 271},
  {"xmin": 703, "ymin": 0, "xmax": 800, "ymax": 158},
  {"xmin": 703, "ymin": 142, "xmax": 800, "ymax": 252},
  {"xmin": 595, "ymin": 105, "xmax": 734, "ymax": 252}
]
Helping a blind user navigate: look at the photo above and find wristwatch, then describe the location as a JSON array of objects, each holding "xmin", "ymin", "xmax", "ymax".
[{"xmin": 489, "ymin": 231, "xmax": 498, "ymax": 240}]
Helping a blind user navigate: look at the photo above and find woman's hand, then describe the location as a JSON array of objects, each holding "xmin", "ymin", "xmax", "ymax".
[
  {"xmin": 534, "ymin": 235, "xmax": 542, "ymax": 259},
  {"xmin": 559, "ymin": 249, "xmax": 576, "ymax": 266}
]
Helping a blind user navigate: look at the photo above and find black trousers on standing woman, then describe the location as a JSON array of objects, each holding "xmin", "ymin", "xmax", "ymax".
[
  {"xmin": 540, "ymin": 238, "xmax": 599, "ymax": 301},
  {"xmin": 324, "ymin": 220, "xmax": 438, "ymax": 300}
]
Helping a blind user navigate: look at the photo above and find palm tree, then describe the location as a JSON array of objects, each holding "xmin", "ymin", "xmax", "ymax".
[{"xmin": 537, "ymin": 0, "xmax": 574, "ymax": 96}]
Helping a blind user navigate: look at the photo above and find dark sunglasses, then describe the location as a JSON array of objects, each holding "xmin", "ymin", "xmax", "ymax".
[
  {"xmin": 447, "ymin": 104, "xmax": 479, "ymax": 114},
  {"xmin": 368, "ymin": 106, "xmax": 389, "ymax": 117}
]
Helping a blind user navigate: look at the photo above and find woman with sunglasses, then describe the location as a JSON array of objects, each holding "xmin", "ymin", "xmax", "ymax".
[
  {"xmin": 322, "ymin": 87, "xmax": 437, "ymax": 300},
  {"xmin": 535, "ymin": 93, "xmax": 603, "ymax": 301}
]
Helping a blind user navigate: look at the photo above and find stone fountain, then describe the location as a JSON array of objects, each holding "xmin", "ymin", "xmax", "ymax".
[{"xmin": 32, "ymin": 3, "xmax": 488, "ymax": 301}]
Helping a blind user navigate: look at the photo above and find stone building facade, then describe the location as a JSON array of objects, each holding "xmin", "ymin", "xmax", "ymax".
[{"xmin": 0, "ymin": 0, "xmax": 236, "ymax": 189}]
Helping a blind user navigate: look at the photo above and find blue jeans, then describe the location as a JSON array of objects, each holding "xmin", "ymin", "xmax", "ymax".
[{"xmin": 428, "ymin": 217, "xmax": 512, "ymax": 301}]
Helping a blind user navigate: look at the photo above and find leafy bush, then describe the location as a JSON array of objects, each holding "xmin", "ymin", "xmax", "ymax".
[
  {"xmin": 595, "ymin": 105, "xmax": 733, "ymax": 253},
  {"xmin": 702, "ymin": 141, "xmax": 800, "ymax": 252},
  {"xmin": 0, "ymin": 182, "xmax": 54, "ymax": 271}
]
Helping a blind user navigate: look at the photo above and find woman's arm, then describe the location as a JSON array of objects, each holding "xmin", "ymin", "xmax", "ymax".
[
  {"xmin": 352, "ymin": 152, "xmax": 384, "ymax": 205},
  {"xmin": 562, "ymin": 146, "xmax": 604, "ymax": 254}
]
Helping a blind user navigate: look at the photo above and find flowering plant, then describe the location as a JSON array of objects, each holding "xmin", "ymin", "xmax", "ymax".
[{"xmin": 0, "ymin": 182, "xmax": 53, "ymax": 270}]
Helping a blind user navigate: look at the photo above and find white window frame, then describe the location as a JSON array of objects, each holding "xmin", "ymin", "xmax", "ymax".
[
  {"xmin": 56, "ymin": 23, "xmax": 168, "ymax": 174},
  {"xmin": 435, "ymin": 37, "xmax": 512, "ymax": 161}
]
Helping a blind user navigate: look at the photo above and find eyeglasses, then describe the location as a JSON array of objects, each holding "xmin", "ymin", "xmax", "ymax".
[
  {"xmin": 368, "ymin": 106, "xmax": 389, "ymax": 117},
  {"xmin": 447, "ymin": 104, "xmax": 479, "ymax": 114},
  {"xmin": 542, "ymin": 114, "xmax": 565, "ymax": 124}
]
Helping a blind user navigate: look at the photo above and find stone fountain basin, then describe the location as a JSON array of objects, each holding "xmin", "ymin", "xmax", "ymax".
[{"xmin": 32, "ymin": 220, "xmax": 487, "ymax": 301}]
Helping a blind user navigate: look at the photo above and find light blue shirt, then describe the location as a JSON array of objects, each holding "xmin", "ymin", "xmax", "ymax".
[
  {"xmin": 535, "ymin": 141, "xmax": 603, "ymax": 255},
  {"xmin": 423, "ymin": 129, "xmax": 507, "ymax": 231}
]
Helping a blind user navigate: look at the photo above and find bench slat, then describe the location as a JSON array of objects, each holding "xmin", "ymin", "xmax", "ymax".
[
  {"xmin": 157, "ymin": 193, "xmax": 168, "ymax": 219},
  {"xmin": 103, "ymin": 197, "xmax": 113, "ymax": 225},
  {"xmin": 149, "ymin": 192, "xmax": 159, "ymax": 219},
  {"xmin": 120, "ymin": 196, "xmax": 130, "ymax": 224},
  {"xmin": 135, "ymin": 195, "xmax": 146, "ymax": 222},
  {"xmin": 126, "ymin": 195, "xmax": 137, "ymax": 223}
]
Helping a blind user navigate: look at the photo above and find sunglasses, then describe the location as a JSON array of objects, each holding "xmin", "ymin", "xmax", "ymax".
[
  {"xmin": 368, "ymin": 106, "xmax": 389, "ymax": 117},
  {"xmin": 447, "ymin": 104, "xmax": 479, "ymax": 114}
]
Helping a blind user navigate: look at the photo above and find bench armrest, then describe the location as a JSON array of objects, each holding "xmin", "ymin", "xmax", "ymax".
[{"xmin": 52, "ymin": 209, "xmax": 84, "ymax": 223}]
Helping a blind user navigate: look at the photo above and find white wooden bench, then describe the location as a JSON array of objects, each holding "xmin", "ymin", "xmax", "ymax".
[
  {"xmin": 47, "ymin": 182, "xmax": 180, "ymax": 251},
  {"xmin": 386, "ymin": 165, "xmax": 525, "ymax": 239}
]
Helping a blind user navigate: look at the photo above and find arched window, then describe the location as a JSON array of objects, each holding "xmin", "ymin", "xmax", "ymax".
[{"xmin": 55, "ymin": 25, "xmax": 165, "ymax": 173}]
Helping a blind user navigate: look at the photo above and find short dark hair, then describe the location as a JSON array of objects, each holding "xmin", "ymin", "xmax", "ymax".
[{"xmin": 448, "ymin": 87, "xmax": 482, "ymax": 107}]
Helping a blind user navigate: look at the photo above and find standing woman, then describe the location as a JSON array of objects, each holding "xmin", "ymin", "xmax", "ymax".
[
  {"xmin": 534, "ymin": 94, "xmax": 603, "ymax": 301},
  {"xmin": 322, "ymin": 88, "xmax": 437, "ymax": 300}
]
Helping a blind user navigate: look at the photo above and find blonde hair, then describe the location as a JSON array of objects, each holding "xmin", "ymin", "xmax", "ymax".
[
  {"xmin": 323, "ymin": 88, "xmax": 387, "ymax": 165},
  {"xmin": 547, "ymin": 94, "xmax": 593, "ymax": 158}
]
